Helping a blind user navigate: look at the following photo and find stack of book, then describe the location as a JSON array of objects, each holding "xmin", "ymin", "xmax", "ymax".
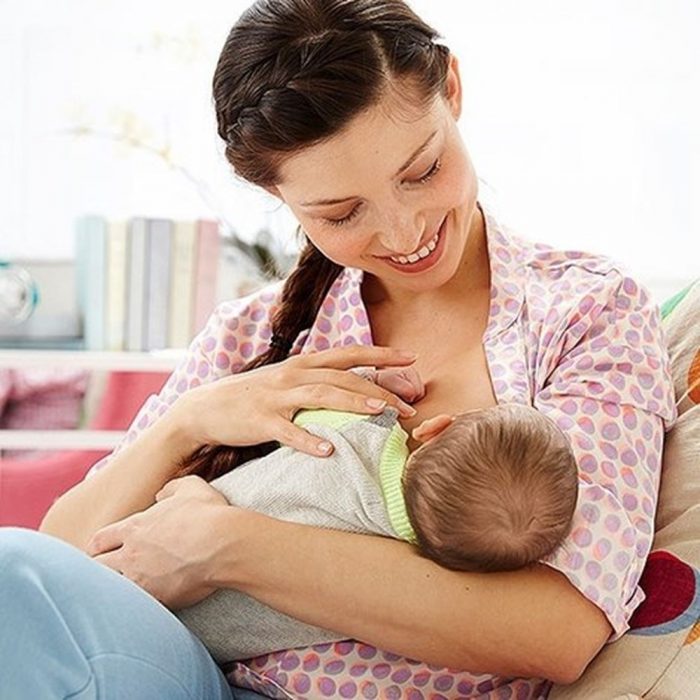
[{"xmin": 75, "ymin": 216, "xmax": 222, "ymax": 351}]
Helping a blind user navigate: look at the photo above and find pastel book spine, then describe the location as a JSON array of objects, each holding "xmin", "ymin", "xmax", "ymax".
[
  {"xmin": 125, "ymin": 217, "xmax": 149, "ymax": 352},
  {"xmin": 75, "ymin": 215, "xmax": 107, "ymax": 350},
  {"xmin": 145, "ymin": 218, "xmax": 173, "ymax": 350},
  {"xmin": 105, "ymin": 219, "xmax": 128, "ymax": 351},
  {"xmin": 192, "ymin": 219, "xmax": 221, "ymax": 336},
  {"xmin": 168, "ymin": 219, "xmax": 197, "ymax": 348}
]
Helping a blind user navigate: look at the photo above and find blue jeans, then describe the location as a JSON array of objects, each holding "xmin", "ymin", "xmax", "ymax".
[{"xmin": 0, "ymin": 527, "xmax": 270, "ymax": 699}]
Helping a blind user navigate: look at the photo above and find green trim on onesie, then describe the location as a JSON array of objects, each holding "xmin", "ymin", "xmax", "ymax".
[
  {"xmin": 292, "ymin": 408, "xmax": 417, "ymax": 542},
  {"xmin": 377, "ymin": 423, "xmax": 417, "ymax": 543},
  {"xmin": 293, "ymin": 408, "xmax": 369, "ymax": 430}
]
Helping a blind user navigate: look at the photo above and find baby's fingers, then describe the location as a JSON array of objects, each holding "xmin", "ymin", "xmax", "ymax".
[
  {"xmin": 374, "ymin": 368, "xmax": 425, "ymax": 403},
  {"xmin": 271, "ymin": 418, "xmax": 335, "ymax": 457}
]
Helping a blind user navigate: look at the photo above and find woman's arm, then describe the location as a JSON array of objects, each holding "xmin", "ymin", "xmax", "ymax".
[
  {"xmin": 207, "ymin": 507, "xmax": 611, "ymax": 684},
  {"xmin": 40, "ymin": 409, "xmax": 197, "ymax": 551},
  {"xmin": 40, "ymin": 300, "xmax": 239, "ymax": 550},
  {"xmin": 43, "ymin": 341, "xmax": 417, "ymax": 556}
]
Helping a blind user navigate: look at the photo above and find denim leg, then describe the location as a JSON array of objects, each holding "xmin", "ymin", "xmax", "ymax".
[{"xmin": 0, "ymin": 527, "xmax": 235, "ymax": 700}]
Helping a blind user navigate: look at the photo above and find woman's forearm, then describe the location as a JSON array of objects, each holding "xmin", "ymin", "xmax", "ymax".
[
  {"xmin": 39, "ymin": 410, "xmax": 198, "ymax": 552},
  {"xmin": 210, "ymin": 509, "xmax": 612, "ymax": 684}
]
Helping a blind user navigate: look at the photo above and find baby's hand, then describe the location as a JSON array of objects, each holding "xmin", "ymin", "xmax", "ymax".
[
  {"xmin": 411, "ymin": 414, "xmax": 455, "ymax": 444},
  {"xmin": 372, "ymin": 366, "xmax": 425, "ymax": 404}
]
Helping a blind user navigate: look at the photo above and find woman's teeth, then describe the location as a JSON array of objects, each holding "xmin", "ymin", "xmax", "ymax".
[{"xmin": 389, "ymin": 229, "xmax": 440, "ymax": 265}]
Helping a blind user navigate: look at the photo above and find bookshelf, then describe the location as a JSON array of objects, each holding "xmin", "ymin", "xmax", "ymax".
[
  {"xmin": 0, "ymin": 349, "xmax": 185, "ymax": 372},
  {"xmin": 0, "ymin": 348, "xmax": 184, "ymax": 450},
  {"xmin": 0, "ymin": 429, "xmax": 123, "ymax": 450}
]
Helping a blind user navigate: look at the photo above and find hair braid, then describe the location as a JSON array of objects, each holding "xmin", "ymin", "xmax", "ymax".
[
  {"xmin": 174, "ymin": 0, "xmax": 451, "ymax": 482},
  {"xmin": 173, "ymin": 238, "xmax": 342, "ymax": 482}
]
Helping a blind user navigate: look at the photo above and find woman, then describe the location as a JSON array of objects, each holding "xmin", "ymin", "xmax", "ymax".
[{"xmin": 0, "ymin": 1, "xmax": 675, "ymax": 698}]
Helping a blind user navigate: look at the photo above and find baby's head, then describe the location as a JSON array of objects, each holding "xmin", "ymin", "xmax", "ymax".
[{"xmin": 403, "ymin": 404, "xmax": 578, "ymax": 573}]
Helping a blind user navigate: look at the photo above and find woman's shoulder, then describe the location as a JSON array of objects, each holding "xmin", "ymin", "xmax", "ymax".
[
  {"xmin": 189, "ymin": 279, "xmax": 287, "ymax": 368},
  {"xmin": 210, "ymin": 278, "xmax": 286, "ymax": 325},
  {"xmin": 484, "ymin": 202, "xmax": 654, "ymax": 323},
  {"xmin": 522, "ymin": 241, "xmax": 646, "ymax": 312}
]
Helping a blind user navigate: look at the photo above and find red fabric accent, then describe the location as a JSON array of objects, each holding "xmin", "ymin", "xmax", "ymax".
[
  {"xmin": 629, "ymin": 550, "xmax": 697, "ymax": 629},
  {"xmin": 0, "ymin": 371, "xmax": 169, "ymax": 529}
]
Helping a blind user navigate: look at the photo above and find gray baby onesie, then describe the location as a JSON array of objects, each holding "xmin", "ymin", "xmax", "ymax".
[{"xmin": 174, "ymin": 407, "xmax": 411, "ymax": 664}]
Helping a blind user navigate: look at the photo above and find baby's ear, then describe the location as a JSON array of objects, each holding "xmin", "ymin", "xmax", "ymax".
[{"xmin": 411, "ymin": 414, "xmax": 455, "ymax": 444}]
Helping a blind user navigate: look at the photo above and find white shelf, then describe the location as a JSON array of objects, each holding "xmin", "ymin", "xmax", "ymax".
[
  {"xmin": 0, "ymin": 349, "xmax": 184, "ymax": 451},
  {"xmin": 0, "ymin": 349, "xmax": 186, "ymax": 371},
  {"xmin": 0, "ymin": 429, "xmax": 125, "ymax": 450}
]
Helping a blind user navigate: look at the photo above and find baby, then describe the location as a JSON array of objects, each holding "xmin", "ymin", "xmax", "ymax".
[{"xmin": 175, "ymin": 366, "xmax": 579, "ymax": 664}]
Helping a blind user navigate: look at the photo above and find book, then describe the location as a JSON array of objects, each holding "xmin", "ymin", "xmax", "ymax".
[
  {"xmin": 124, "ymin": 217, "xmax": 149, "ymax": 351},
  {"xmin": 168, "ymin": 219, "xmax": 197, "ymax": 348},
  {"xmin": 144, "ymin": 218, "xmax": 173, "ymax": 350},
  {"xmin": 105, "ymin": 219, "xmax": 127, "ymax": 351},
  {"xmin": 192, "ymin": 219, "xmax": 221, "ymax": 337},
  {"xmin": 75, "ymin": 215, "xmax": 107, "ymax": 350}
]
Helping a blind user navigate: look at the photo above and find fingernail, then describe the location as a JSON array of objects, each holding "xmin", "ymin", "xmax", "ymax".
[
  {"xmin": 399, "ymin": 350, "xmax": 417, "ymax": 360},
  {"xmin": 366, "ymin": 398, "xmax": 387, "ymax": 409},
  {"xmin": 400, "ymin": 402, "xmax": 417, "ymax": 416},
  {"xmin": 318, "ymin": 441, "xmax": 333, "ymax": 454}
]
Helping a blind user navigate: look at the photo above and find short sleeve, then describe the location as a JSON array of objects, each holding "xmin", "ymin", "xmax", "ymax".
[
  {"xmin": 533, "ymin": 270, "xmax": 676, "ymax": 640},
  {"xmin": 84, "ymin": 282, "xmax": 282, "ymax": 479}
]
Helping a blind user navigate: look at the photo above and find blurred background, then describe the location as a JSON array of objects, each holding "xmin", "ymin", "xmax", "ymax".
[
  {"xmin": 1, "ymin": 0, "xmax": 699, "ymax": 332},
  {"xmin": 0, "ymin": 0, "xmax": 698, "ymax": 527}
]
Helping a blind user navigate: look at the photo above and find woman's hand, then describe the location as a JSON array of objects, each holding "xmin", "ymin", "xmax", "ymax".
[
  {"xmin": 87, "ymin": 476, "xmax": 232, "ymax": 609},
  {"xmin": 171, "ymin": 345, "xmax": 419, "ymax": 458}
]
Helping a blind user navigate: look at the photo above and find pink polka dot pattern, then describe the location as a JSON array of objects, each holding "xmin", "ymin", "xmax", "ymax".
[
  {"xmin": 227, "ymin": 647, "xmax": 550, "ymax": 699},
  {"xmin": 85, "ymin": 203, "xmax": 676, "ymax": 699}
]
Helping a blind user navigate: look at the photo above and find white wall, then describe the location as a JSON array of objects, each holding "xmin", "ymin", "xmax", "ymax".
[{"xmin": 1, "ymin": 0, "xmax": 698, "ymax": 298}]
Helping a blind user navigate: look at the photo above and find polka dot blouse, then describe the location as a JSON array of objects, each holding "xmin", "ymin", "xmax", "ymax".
[{"xmin": 87, "ymin": 201, "xmax": 677, "ymax": 699}]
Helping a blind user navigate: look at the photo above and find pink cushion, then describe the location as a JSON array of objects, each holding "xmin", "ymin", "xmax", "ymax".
[{"xmin": 0, "ymin": 371, "xmax": 169, "ymax": 529}]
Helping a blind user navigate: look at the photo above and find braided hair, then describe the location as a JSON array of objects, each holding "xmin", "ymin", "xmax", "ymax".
[{"xmin": 175, "ymin": 0, "xmax": 450, "ymax": 481}]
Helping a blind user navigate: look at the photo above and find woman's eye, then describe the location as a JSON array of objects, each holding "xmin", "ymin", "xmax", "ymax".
[
  {"xmin": 413, "ymin": 158, "xmax": 442, "ymax": 185},
  {"xmin": 321, "ymin": 160, "xmax": 441, "ymax": 227},
  {"xmin": 325, "ymin": 206, "xmax": 361, "ymax": 227}
]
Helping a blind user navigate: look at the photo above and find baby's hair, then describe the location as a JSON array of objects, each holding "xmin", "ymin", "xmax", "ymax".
[
  {"xmin": 175, "ymin": 0, "xmax": 451, "ymax": 481},
  {"xmin": 403, "ymin": 404, "xmax": 578, "ymax": 572}
]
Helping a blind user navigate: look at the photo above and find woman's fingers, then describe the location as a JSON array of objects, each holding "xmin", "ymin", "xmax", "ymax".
[
  {"xmin": 155, "ymin": 478, "xmax": 184, "ymax": 502},
  {"xmin": 296, "ymin": 345, "xmax": 416, "ymax": 371},
  {"xmin": 179, "ymin": 345, "xmax": 420, "ymax": 455},
  {"xmin": 289, "ymin": 381, "xmax": 416, "ymax": 418},
  {"xmin": 155, "ymin": 475, "xmax": 207, "ymax": 502},
  {"xmin": 86, "ymin": 521, "xmax": 128, "ymax": 557},
  {"xmin": 270, "ymin": 417, "xmax": 336, "ymax": 457},
  {"xmin": 92, "ymin": 550, "xmax": 124, "ymax": 575},
  {"xmin": 301, "ymin": 368, "xmax": 422, "ymax": 416}
]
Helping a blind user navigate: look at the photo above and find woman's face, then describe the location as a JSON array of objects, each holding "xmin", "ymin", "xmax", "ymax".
[{"xmin": 272, "ymin": 56, "xmax": 481, "ymax": 302}]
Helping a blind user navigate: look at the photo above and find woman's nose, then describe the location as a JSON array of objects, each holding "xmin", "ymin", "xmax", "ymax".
[{"xmin": 376, "ymin": 212, "xmax": 425, "ymax": 256}]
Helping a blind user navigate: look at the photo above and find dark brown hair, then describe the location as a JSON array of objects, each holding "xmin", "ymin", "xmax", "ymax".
[
  {"xmin": 176, "ymin": 0, "xmax": 451, "ymax": 481},
  {"xmin": 403, "ymin": 404, "xmax": 579, "ymax": 572}
]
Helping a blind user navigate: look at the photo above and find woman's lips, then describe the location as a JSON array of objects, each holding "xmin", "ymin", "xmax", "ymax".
[{"xmin": 378, "ymin": 215, "xmax": 448, "ymax": 273}]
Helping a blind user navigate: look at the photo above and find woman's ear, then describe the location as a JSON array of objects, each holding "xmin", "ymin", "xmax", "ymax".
[{"xmin": 444, "ymin": 53, "xmax": 463, "ymax": 121}]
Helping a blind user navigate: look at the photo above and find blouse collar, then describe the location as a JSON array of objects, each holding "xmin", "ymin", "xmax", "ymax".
[{"xmin": 298, "ymin": 199, "xmax": 527, "ymax": 354}]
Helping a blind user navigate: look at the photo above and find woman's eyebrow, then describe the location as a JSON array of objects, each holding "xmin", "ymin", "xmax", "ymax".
[{"xmin": 300, "ymin": 130, "xmax": 438, "ymax": 208}]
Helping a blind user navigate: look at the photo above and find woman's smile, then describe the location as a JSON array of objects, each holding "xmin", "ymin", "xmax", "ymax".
[{"xmin": 375, "ymin": 212, "xmax": 449, "ymax": 274}]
